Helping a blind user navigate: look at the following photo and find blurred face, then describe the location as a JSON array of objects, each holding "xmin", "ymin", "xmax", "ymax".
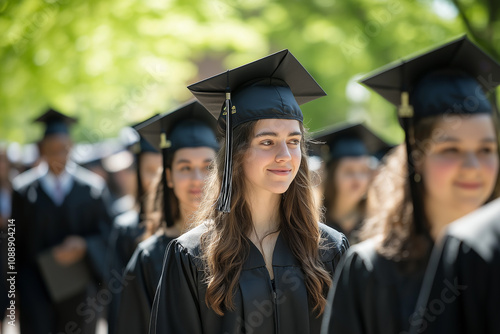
[
  {"xmin": 140, "ymin": 152, "xmax": 162, "ymax": 193},
  {"xmin": 333, "ymin": 156, "xmax": 371, "ymax": 206},
  {"xmin": 39, "ymin": 135, "xmax": 72, "ymax": 175},
  {"xmin": 422, "ymin": 114, "xmax": 499, "ymax": 218},
  {"xmin": 166, "ymin": 147, "xmax": 215, "ymax": 211},
  {"xmin": 243, "ymin": 119, "xmax": 302, "ymax": 196}
]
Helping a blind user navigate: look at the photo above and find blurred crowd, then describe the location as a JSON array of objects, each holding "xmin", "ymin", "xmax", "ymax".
[{"xmin": 1, "ymin": 35, "xmax": 499, "ymax": 334}]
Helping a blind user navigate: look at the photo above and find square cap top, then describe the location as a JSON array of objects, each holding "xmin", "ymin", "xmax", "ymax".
[
  {"xmin": 361, "ymin": 36, "xmax": 500, "ymax": 120},
  {"xmin": 135, "ymin": 100, "xmax": 218, "ymax": 152},
  {"xmin": 188, "ymin": 49, "xmax": 326, "ymax": 128},
  {"xmin": 311, "ymin": 122, "xmax": 391, "ymax": 161},
  {"xmin": 34, "ymin": 108, "xmax": 78, "ymax": 137}
]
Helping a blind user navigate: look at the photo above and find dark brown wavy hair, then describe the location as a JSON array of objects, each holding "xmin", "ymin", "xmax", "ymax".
[
  {"xmin": 194, "ymin": 120, "xmax": 332, "ymax": 316},
  {"xmin": 362, "ymin": 115, "xmax": 500, "ymax": 262}
]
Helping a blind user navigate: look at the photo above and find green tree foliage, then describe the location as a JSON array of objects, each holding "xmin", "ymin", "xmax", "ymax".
[{"xmin": 2, "ymin": 0, "xmax": 493, "ymax": 146}]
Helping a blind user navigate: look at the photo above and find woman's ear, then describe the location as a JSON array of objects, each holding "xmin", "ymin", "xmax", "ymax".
[{"xmin": 166, "ymin": 168, "xmax": 174, "ymax": 188}]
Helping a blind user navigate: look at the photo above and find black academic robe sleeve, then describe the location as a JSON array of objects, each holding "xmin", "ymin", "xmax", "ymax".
[
  {"xmin": 83, "ymin": 185, "xmax": 113, "ymax": 281},
  {"xmin": 321, "ymin": 239, "xmax": 426, "ymax": 334},
  {"xmin": 106, "ymin": 212, "xmax": 143, "ymax": 334},
  {"xmin": 409, "ymin": 207, "xmax": 500, "ymax": 334},
  {"xmin": 150, "ymin": 238, "xmax": 203, "ymax": 334},
  {"xmin": 115, "ymin": 234, "xmax": 173, "ymax": 334},
  {"xmin": 321, "ymin": 249, "xmax": 366, "ymax": 334}
]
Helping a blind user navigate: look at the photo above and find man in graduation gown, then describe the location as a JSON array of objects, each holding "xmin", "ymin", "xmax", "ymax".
[
  {"xmin": 12, "ymin": 109, "xmax": 112, "ymax": 334},
  {"xmin": 409, "ymin": 197, "xmax": 500, "ymax": 334}
]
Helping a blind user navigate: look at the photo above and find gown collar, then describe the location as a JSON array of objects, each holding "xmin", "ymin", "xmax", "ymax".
[{"xmin": 243, "ymin": 232, "xmax": 301, "ymax": 270}]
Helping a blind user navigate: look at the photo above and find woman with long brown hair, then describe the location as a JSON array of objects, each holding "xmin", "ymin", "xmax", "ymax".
[
  {"xmin": 115, "ymin": 101, "xmax": 219, "ymax": 334},
  {"xmin": 150, "ymin": 51, "xmax": 349, "ymax": 334},
  {"xmin": 321, "ymin": 36, "xmax": 500, "ymax": 334}
]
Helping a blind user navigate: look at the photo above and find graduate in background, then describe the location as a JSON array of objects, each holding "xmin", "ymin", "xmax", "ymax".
[
  {"xmin": 311, "ymin": 123, "xmax": 391, "ymax": 244},
  {"xmin": 12, "ymin": 109, "xmax": 112, "ymax": 334},
  {"xmin": 150, "ymin": 50, "xmax": 349, "ymax": 334},
  {"xmin": 409, "ymin": 197, "xmax": 500, "ymax": 334},
  {"xmin": 115, "ymin": 100, "xmax": 219, "ymax": 334},
  {"xmin": 106, "ymin": 128, "xmax": 161, "ymax": 334},
  {"xmin": 321, "ymin": 36, "xmax": 500, "ymax": 334}
]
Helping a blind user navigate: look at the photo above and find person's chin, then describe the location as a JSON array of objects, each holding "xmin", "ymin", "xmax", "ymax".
[
  {"xmin": 189, "ymin": 196, "xmax": 202, "ymax": 204},
  {"xmin": 454, "ymin": 197, "xmax": 487, "ymax": 214},
  {"xmin": 266, "ymin": 182, "xmax": 293, "ymax": 194}
]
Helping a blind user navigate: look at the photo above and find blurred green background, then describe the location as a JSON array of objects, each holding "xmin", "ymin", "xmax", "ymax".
[{"xmin": 1, "ymin": 0, "xmax": 499, "ymax": 145}]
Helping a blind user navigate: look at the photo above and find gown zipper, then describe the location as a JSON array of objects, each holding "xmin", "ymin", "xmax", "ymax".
[{"xmin": 271, "ymin": 277, "xmax": 279, "ymax": 333}]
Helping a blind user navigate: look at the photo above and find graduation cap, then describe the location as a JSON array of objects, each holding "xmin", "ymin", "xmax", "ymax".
[
  {"xmin": 34, "ymin": 108, "xmax": 77, "ymax": 138},
  {"xmin": 361, "ymin": 35, "xmax": 500, "ymax": 234},
  {"xmin": 311, "ymin": 122, "xmax": 391, "ymax": 163},
  {"xmin": 135, "ymin": 100, "xmax": 219, "ymax": 227},
  {"xmin": 188, "ymin": 49, "xmax": 326, "ymax": 212}
]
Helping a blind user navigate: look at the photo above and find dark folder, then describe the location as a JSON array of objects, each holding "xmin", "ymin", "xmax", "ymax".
[{"xmin": 37, "ymin": 250, "xmax": 92, "ymax": 303}]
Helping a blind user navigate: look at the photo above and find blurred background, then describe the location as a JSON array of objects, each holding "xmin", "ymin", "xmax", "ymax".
[
  {"xmin": 1, "ymin": 1, "xmax": 500, "ymax": 333},
  {"xmin": 0, "ymin": 0, "xmax": 499, "ymax": 147}
]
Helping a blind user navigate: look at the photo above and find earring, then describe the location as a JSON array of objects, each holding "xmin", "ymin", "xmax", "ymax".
[{"xmin": 414, "ymin": 173, "xmax": 421, "ymax": 183}]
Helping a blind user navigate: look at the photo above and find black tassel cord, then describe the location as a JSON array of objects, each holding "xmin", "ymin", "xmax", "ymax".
[
  {"xmin": 160, "ymin": 131, "xmax": 175, "ymax": 227},
  {"xmin": 135, "ymin": 151, "xmax": 144, "ymax": 219},
  {"xmin": 216, "ymin": 85, "xmax": 234, "ymax": 213}
]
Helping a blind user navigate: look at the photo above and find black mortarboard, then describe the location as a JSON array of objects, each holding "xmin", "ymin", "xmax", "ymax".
[
  {"xmin": 34, "ymin": 108, "xmax": 77, "ymax": 138},
  {"xmin": 311, "ymin": 122, "xmax": 391, "ymax": 162},
  {"xmin": 188, "ymin": 49, "xmax": 326, "ymax": 212},
  {"xmin": 361, "ymin": 35, "xmax": 500, "ymax": 120},
  {"xmin": 135, "ymin": 100, "xmax": 219, "ymax": 227},
  {"xmin": 134, "ymin": 136, "xmax": 158, "ymax": 154},
  {"xmin": 361, "ymin": 36, "xmax": 500, "ymax": 235}
]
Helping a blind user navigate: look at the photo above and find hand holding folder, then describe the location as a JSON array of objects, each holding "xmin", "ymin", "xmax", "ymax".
[{"xmin": 37, "ymin": 237, "xmax": 91, "ymax": 303}]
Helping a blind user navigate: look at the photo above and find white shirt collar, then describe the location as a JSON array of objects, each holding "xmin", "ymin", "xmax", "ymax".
[{"xmin": 39, "ymin": 161, "xmax": 75, "ymax": 205}]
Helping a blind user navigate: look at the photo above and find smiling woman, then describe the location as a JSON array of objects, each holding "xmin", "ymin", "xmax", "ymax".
[
  {"xmin": 150, "ymin": 50, "xmax": 350, "ymax": 334},
  {"xmin": 243, "ymin": 119, "xmax": 302, "ymax": 196},
  {"xmin": 321, "ymin": 36, "xmax": 500, "ymax": 334},
  {"xmin": 114, "ymin": 101, "xmax": 219, "ymax": 334}
]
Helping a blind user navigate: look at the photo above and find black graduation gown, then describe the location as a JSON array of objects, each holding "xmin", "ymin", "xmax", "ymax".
[
  {"xmin": 321, "ymin": 239, "xmax": 427, "ymax": 334},
  {"xmin": 106, "ymin": 209, "xmax": 144, "ymax": 334},
  {"xmin": 115, "ymin": 233, "xmax": 174, "ymax": 334},
  {"xmin": 409, "ymin": 199, "xmax": 500, "ymax": 334},
  {"xmin": 12, "ymin": 164, "xmax": 112, "ymax": 334},
  {"xmin": 150, "ymin": 222, "xmax": 349, "ymax": 334},
  {"xmin": 325, "ymin": 219, "xmax": 363, "ymax": 245}
]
